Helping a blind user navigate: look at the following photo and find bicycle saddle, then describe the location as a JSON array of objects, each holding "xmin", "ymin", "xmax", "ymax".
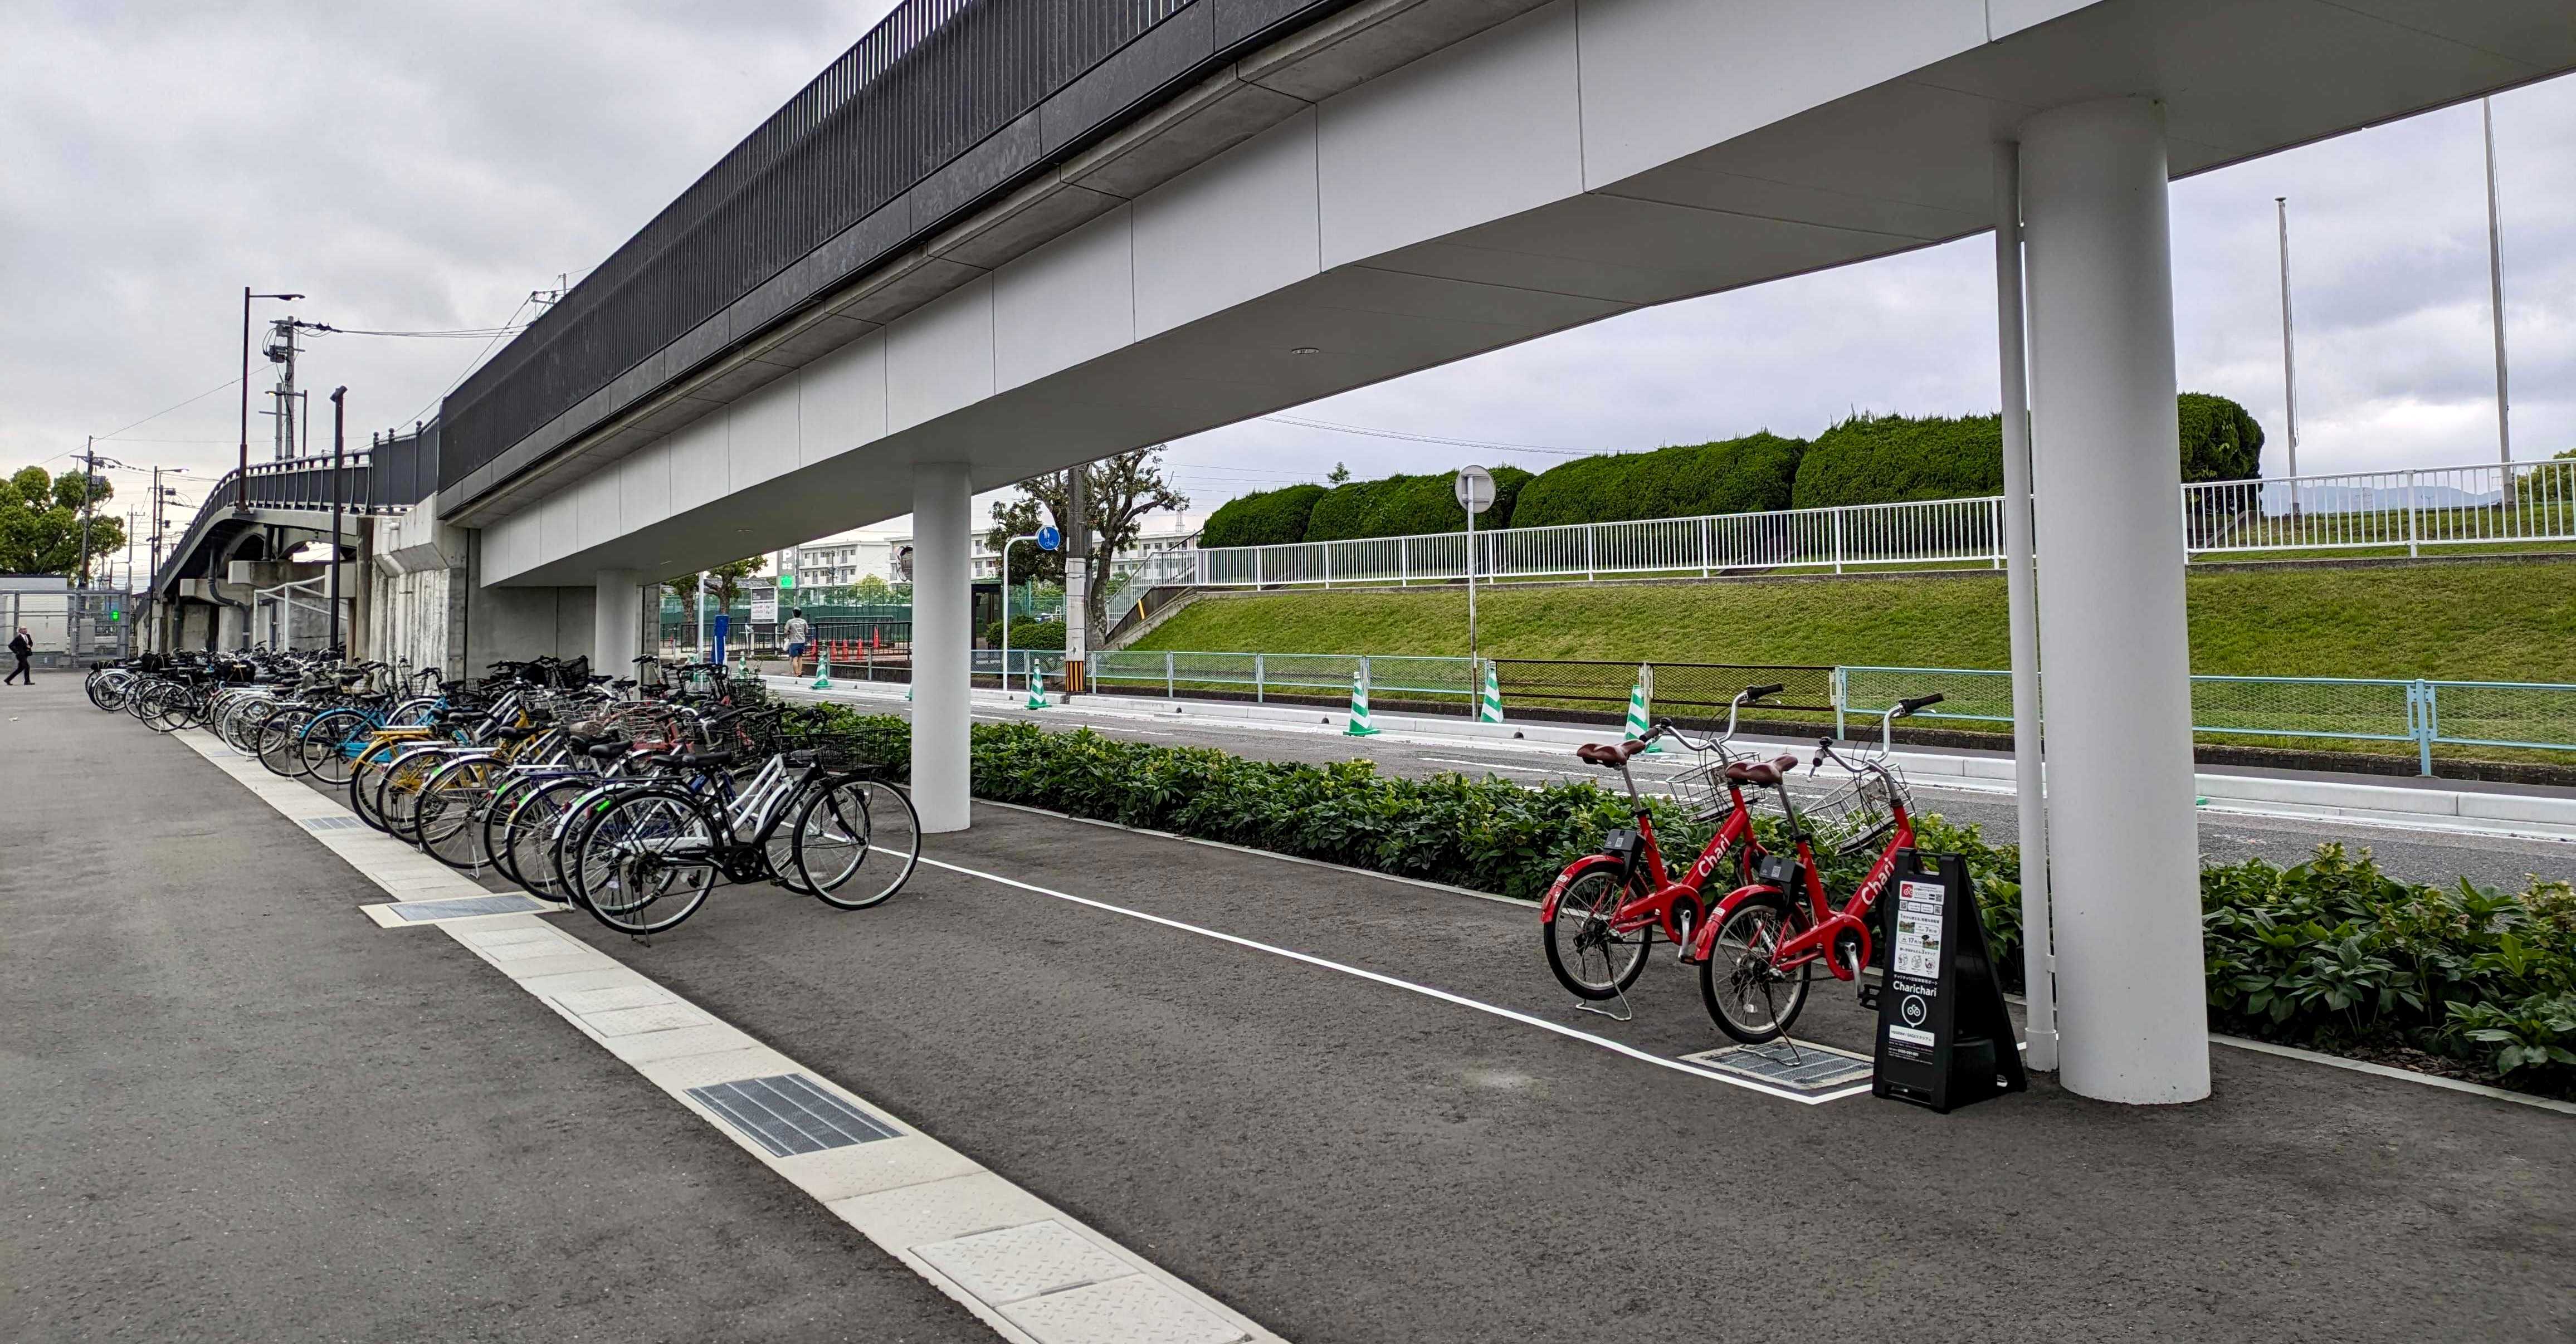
[
  {"xmin": 585, "ymin": 741, "xmax": 631, "ymax": 761},
  {"xmin": 1576, "ymin": 739, "xmax": 1650, "ymax": 766},
  {"xmin": 678, "ymin": 748, "xmax": 735, "ymax": 769},
  {"xmin": 1724, "ymin": 755, "xmax": 1801, "ymax": 786}
]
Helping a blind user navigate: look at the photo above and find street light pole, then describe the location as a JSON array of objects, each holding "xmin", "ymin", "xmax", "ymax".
[
  {"xmin": 2275, "ymin": 197, "xmax": 2300, "ymax": 512},
  {"xmin": 1000, "ymin": 533, "xmax": 1042, "ymax": 696},
  {"xmin": 329, "ymin": 385, "xmax": 347, "ymax": 654},
  {"xmin": 2484, "ymin": 97, "xmax": 2512, "ymax": 467}
]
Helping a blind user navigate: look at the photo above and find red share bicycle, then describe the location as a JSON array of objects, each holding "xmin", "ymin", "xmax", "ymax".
[
  {"xmin": 1687, "ymin": 693, "xmax": 1944, "ymax": 1043},
  {"xmin": 1541, "ymin": 684, "xmax": 1787, "ymax": 1003}
]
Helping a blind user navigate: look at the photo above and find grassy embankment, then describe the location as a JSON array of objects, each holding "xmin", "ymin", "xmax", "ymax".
[{"xmin": 1127, "ymin": 559, "xmax": 2576, "ymax": 760}]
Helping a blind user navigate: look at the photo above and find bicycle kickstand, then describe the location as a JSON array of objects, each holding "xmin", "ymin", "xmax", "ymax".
[{"xmin": 1572, "ymin": 983, "xmax": 1633, "ymax": 1024}]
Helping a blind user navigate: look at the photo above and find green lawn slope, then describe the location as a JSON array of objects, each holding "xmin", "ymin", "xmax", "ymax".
[{"xmin": 1129, "ymin": 559, "xmax": 2576, "ymax": 682}]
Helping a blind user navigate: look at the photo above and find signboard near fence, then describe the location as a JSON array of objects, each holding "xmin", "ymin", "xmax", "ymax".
[{"xmin": 750, "ymin": 597, "xmax": 779, "ymax": 623}]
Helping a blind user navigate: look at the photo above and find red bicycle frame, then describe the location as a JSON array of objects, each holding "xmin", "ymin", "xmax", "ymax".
[
  {"xmin": 1690, "ymin": 791, "xmax": 1915, "ymax": 982},
  {"xmin": 1542, "ymin": 793, "xmax": 1766, "ymax": 947}
]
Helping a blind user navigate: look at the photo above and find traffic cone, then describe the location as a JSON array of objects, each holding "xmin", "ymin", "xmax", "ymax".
[
  {"xmin": 1024, "ymin": 668, "xmax": 1048, "ymax": 710},
  {"xmin": 1623, "ymin": 664, "xmax": 1660, "ymax": 750},
  {"xmin": 811, "ymin": 644, "xmax": 833, "ymax": 691},
  {"xmin": 1345, "ymin": 668, "xmax": 1380, "ymax": 737},
  {"xmin": 1476, "ymin": 660, "xmax": 1504, "ymax": 725}
]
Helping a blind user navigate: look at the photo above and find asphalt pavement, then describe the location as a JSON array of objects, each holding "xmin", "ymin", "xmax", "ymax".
[
  {"xmin": 9, "ymin": 675, "xmax": 2573, "ymax": 1343},
  {"xmin": 0, "ymin": 678, "xmax": 985, "ymax": 1344}
]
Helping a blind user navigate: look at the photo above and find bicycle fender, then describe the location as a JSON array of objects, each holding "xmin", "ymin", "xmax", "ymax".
[
  {"xmin": 1539, "ymin": 855, "xmax": 1627, "ymax": 921},
  {"xmin": 1688, "ymin": 883, "xmax": 1785, "ymax": 961}
]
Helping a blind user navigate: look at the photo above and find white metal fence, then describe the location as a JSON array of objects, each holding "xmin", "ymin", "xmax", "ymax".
[{"xmin": 1106, "ymin": 456, "xmax": 2576, "ymax": 624}]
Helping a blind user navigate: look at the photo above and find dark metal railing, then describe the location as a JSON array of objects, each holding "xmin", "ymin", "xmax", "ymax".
[
  {"xmin": 440, "ymin": 0, "xmax": 1346, "ymax": 501},
  {"xmin": 149, "ymin": 433, "xmax": 434, "ymax": 595}
]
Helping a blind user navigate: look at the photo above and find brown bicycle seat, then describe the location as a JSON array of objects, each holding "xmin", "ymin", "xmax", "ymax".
[
  {"xmin": 1724, "ymin": 754, "xmax": 1800, "ymax": 786},
  {"xmin": 1575, "ymin": 739, "xmax": 1650, "ymax": 767}
]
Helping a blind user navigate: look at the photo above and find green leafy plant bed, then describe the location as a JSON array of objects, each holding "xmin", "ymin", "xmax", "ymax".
[{"xmin": 788, "ymin": 705, "xmax": 2574, "ymax": 1099}]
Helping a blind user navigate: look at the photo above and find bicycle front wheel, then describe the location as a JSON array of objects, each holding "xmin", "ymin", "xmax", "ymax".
[
  {"xmin": 574, "ymin": 788, "xmax": 718, "ymax": 935},
  {"xmin": 792, "ymin": 776, "xmax": 921, "ymax": 910},
  {"xmin": 1699, "ymin": 893, "xmax": 1813, "ymax": 1044},
  {"xmin": 1543, "ymin": 866, "xmax": 1651, "ymax": 1000}
]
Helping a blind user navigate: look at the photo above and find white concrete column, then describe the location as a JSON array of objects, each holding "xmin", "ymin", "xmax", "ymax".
[
  {"xmin": 2017, "ymin": 97, "xmax": 2210, "ymax": 1104},
  {"xmin": 910, "ymin": 462, "xmax": 973, "ymax": 833},
  {"xmin": 593, "ymin": 569, "xmax": 643, "ymax": 680}
]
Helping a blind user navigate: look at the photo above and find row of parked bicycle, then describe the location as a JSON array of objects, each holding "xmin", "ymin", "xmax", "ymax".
[{"xmin": 86, "ymin": 650, "xmax": 918, "ymax": 935}]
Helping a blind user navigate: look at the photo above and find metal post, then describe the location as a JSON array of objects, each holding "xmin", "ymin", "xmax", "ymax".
[
  {"xmin": 2276, "ymin": 197, "xmax": 2301, "ymax": 510},
  {"xmin": 328, "ymin": 387, "xmax": 346, "ymax": 652},
  {"xmin": 1165, "ymin": 649, "xmax": 1175, "ymax": 700},
  {"xmin": 1465, "ymin": 504, "xmax": 1478, "ymax": 667},
  {"xmin": 1699, "ymin": 516, "xmax": 1712, "ymax": 576},
  {"xmin": 1255, "ymin": 652, "xmax": 1264, "ymax": 703},
  {"xmin": 2406, "ymin": 470, "xmax": 2419, "ymax": 558},
  {"xmin": 1831, "ymin": 510, "xmax": 1845, "ymax": 574},
  {"xmin": 1399, "ymin": 535, "xmax": 1408, "ymax": 587},
  {"xmin": 1993, "ymin": 139, "xmax": 2057, "ymax": 1073},
  {"xmin": 237, "ymin": 289, "xmax": 251, "ymax": 510},
  {"xmin": 2415, "ymin": 681, "xmax": 2436, "ymax": 776},
  {"xmin": 1323, "ymin": 543, "xmax": 1331, "ymax": 589},
  {"xmin": 2484, "ymin": 98, "xmax": 2512, "ymax": 467},
  {"xmin": 1585, "ymin": 525, "xmax": 1596, "ymax": 581}
]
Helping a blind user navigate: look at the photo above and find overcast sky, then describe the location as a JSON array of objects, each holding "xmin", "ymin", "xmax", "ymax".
[{"xmin": 6, "ymin": 2, "xmax": 2569, "ymax": 549}]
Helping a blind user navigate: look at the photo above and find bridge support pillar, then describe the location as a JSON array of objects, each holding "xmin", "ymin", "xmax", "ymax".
[
  {"xmin": 2017, "ymin": 97, "xmax": 2210, "ymax": 1104},
  {"xmin": 910, "ymin": 462, "xmax": 973, "ymax": 833},
  {"xmin": 593, "ymin": 570, "xmax": 643, "ymax": 682}
]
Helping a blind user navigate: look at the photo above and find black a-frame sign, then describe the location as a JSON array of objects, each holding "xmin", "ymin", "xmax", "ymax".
[{"xmin": 1872, "ymin": 849, "xmax": 2028, "ymax": 1113}]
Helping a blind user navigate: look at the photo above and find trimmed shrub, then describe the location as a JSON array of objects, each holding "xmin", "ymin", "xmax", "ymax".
[
  {"xmin": 2177, "ymin": 392, "xmax": 2265, "ymax": 482},
  {"xmin": 1791, "ymin": 413, "xmax": 2003, "ymax": 511},
  {"xmin": 1303, "ymin": 467, "xmax": 1533, "ymax": 541},
  {"xmin": 1202, "ymin": 483, "xmax": 1326, "ymax": 549},
  {"xmin": 1510, "ymin": 433, "xmax": 1806, "ymax": 528},
  {"xmin": 1794, "ymin": 395, "xmax": 2266, "ymax": 510},
  {"xmin": 982, "ymin": 616, "xmax": 1065, "ymax": 650}
]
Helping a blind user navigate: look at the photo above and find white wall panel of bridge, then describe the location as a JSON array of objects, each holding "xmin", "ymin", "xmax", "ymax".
[{"xmin": 477, "ymin": 0, "xmax": 2576, "ymax": 587}]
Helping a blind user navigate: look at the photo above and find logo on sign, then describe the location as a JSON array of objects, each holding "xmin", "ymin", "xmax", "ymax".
[{"xmin": 1901, "ymin": 995, "xmax": 1929, "ymax": 1028}]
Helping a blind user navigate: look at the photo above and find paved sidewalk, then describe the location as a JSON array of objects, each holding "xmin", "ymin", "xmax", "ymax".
[{"xmin": 0, "ymin": 679, "xmax": 984, "ymax": 1344}]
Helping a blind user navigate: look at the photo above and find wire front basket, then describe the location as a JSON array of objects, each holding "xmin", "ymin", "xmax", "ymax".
[
  {"xmin": 1799, "ymin": 766, "xmax": 1909, "ymax": 854},
  {"xmin": 1660, "ymin": 746, "xmax": 1745, "ymax": 820}
]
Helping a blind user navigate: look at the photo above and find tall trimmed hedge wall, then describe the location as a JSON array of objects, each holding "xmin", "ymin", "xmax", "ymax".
[
  {"xmin": 1512, "ymin": 432, "xmax": 1804, "ymax": 528},
  {"xmin": 1201, "ymin": 482, "xmax": 1326, "ymax": 549},
  {"xmin": 1303, "ymin": 467, "xmax": 1533, "ymax": 541},
  {"xmin": 1199, "ymin": 394, "xmax": 2261, "ymax": 544}
]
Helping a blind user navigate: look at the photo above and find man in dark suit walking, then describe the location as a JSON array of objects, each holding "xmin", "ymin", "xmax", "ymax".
[{"xmin": 6, "ymin": 626, "xmax": 32, "ymax": 685}]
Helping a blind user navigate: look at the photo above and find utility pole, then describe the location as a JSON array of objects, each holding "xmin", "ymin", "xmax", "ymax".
[
  {"xmin": 2484, "ymin": 97, "xmax": 2512, "ymax": 466},
  {"xmin": 77, "ymin": 437, "xmax": 100, "ymax": 588},
  {"xmin": 238, "ymin": 289, "xmax": 304, "ymax": 507},
  {"xmin": 329, "ymin": 386, "xmax": 348, "ymax": 653},
  {"xmin": 2275, "ymin": 197, "xmax": 2300, "ymax": 512},
  {"xmin": 124, "ymin": 509, "xmax": 140, "ymax": 589}
]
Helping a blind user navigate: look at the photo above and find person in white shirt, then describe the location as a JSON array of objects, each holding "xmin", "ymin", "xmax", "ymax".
[{"xmin": 782, "ymin": 609, "xmax": 812, "ymax": 675}]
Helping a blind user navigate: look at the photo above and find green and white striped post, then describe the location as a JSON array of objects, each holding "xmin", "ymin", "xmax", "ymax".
[
  {"xmin": 1623, "ymin": 662, "xmax": 1661, "ymax": 750},
  {"xmin": 1024, "ymin": 663, "xmax": 1048, "ymax": 710},
  {"xmin": 1476, "ymin": 658, "xmax": 1504, "ymax": 724},
  {"xmin": 811, "ymin": 642, "xmax": 833, "ymax": 691},
  {"xmin": 1345, "ymin": 658, "xmax": 1380, "ymax": 736}
]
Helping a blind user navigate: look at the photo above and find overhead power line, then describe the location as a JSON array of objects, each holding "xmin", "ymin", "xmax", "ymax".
[
  {"xmin": 92, "ymin": 374, "xmax": 244, "ymax": 442},
  {"xmin": 1258, "ymin": 414, "xmax": 1592, "ymax": 457}
]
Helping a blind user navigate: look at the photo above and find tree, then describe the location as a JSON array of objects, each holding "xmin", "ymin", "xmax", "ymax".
[
  {"xmin": 0, "ymin": 466, "xmax": 125, "ymax": 579},
  {"xmin": 661, "ymin": 556, "xmax": 764, "ymax": 612},
  {"xmin": 848, "ymin": 573, "xmax": 895, "ymax": 605},
  {"xmin": 982, "ymin": 447, "xmax": 1187, "ymax": 649},
  {"xmin": 1326, "ymin": 461, "xmax": 1352, "ymax": 485}
]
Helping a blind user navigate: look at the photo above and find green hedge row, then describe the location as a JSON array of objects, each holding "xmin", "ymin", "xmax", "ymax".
[
  {"xmin": 793, "ymin": 705, "xmax": 2572, "ymax": 1097},
  {"xmin": 1511, "ymin": 432, "xmax": 1805, "ymax": 528},
  {"xmin": 1304, "ymin": 467, "xmax": 1534, "ymax": 541},
  {"xmin": 1206, "ymin": 394, "xmax": 2264, "ymax": 544},
  {"xmin": 1201, "ymin": 482, "xmax": 1326, "ymax": 549}
]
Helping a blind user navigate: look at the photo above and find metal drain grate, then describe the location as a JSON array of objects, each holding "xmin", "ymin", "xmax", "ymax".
[
  {"xmin": 686, "ymin": 1073, "xmax": 899, "ymax": 1157},
  {"xmin": 1677, "ymin": 1039, "xmax": 1873, "ymax": 1096},
  {"xmin": 386, "ymin": 893, "xmax": 549, "ymax": 921},
  {"xmin": 300, "ymin": 816, "xmax": 366, "ymax": 831}
]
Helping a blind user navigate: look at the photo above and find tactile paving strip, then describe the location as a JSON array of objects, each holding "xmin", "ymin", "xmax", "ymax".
[
  {"xmin": 914, "ymin": 1220, "xmax": 1133, "ymax": 1306},
  {"xmin": 685, "ymin": 1073, "xmax": 900, "ymax": 1157}
]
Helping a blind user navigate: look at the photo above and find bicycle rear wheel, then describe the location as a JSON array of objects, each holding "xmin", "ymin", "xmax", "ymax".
[
  {"xmin": 1699, "ymin": 893, "xmax": 1813, "ymax": 1044},
  {"xmin": 300, "ymin": 708, "xmax": 370, "ymax": 784},
  {"xmin": 256, "ymin": 711, "xmax": 310, "ymax": 776},
  {"xmin": 1543, "ymin": 866, "xmax": 1651, "ymax": 1000},
  {"xmin": 792, "ymin": 776, "xmax": 921, "ymax": 910},
  {"xmin": 415, "ymin": 756, "xmax": 496, "ymax": 869}
]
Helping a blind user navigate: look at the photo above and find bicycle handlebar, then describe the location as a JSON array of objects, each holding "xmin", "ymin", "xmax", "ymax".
[
  {"xmin": 1744, "ymin": 682, "xmax": 1785, "ymax": 701},
  {"xmin": 1897, "ymin": 693, "xmax": 1945, "ymax": 715}
]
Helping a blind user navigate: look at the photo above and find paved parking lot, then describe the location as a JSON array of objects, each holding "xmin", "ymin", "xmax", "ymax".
[{"xmin": 7, "ymin": 677, "xmax": 2574, "ymax": 1342}]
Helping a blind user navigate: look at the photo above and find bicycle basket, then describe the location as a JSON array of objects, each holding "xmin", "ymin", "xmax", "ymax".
[
  {"xmin": 1659, "ymin": 747, "xmax": 1743, "ymax": 820},
  {"xmin": 1803, "ymin": 768, "xmax": 1907, "ymax": 855}
]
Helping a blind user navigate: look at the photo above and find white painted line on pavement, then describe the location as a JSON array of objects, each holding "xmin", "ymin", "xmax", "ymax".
[
  {"xmin": 909, "ymin": 851, "xmax": 1868, "ymax": 1106},
  {"xmin": 174, "ymin": 727, "xmax": 1287, "ymax": 1344}
]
